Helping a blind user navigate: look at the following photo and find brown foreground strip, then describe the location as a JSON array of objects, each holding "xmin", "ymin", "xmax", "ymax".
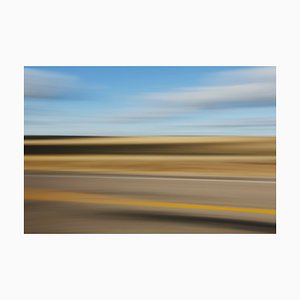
[{"xmin": 25, "ymin": 189, "xmax": 275, "ymax": 215}]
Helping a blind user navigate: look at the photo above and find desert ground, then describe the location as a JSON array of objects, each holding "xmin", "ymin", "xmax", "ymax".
[{"xmin": 25, "ymin": 136, "xmax": 275, "ymax": 177}]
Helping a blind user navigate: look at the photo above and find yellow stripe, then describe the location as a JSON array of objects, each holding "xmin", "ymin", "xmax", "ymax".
[{"xmin": 25, "ymin": 189, "xmax": 276, "ymax": 215}]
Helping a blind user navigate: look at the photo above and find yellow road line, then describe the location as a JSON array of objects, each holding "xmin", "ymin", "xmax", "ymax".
[{"xmin": 25, "ymin": 189, "xmax": 276, "ymax": 215}]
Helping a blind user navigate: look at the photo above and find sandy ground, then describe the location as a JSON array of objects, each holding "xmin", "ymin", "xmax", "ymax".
[
  {"xmin": 24, "ymin": 154, "xmax": 275, "ymax": 177},
  {"xmin": 24, "ymin": 136, "xmax": 275, "ymax": 177}
]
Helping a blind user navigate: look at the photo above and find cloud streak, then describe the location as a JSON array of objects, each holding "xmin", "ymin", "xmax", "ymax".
[
  {"xmin": 24, "ymin": 66, "xmax": 276, "ymax": 136},
  {"xmin": 24, "ymin": 68, "xmax": 79, "ymax": 99},
  {"xmin": 121, "ymin": 67, "xmax": 276, "ymax": 122}
]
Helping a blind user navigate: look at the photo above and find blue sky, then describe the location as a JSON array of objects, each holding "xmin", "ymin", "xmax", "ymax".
[{"xmin": 24, "ymin": 66, "xmax": 276, "ymax": 136}]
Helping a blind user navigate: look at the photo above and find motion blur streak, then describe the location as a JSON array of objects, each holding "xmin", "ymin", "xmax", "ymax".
[
  {"xmin": 24, "ymin": 66, "xmax": 276, "ymax": 233},
  {"xmin": 24, "ymin": 137, "xmax": 276, "ymax": 233},
  {"xmin": 25, "ymin": 188, "xmax": 275, "ymax": 215}
]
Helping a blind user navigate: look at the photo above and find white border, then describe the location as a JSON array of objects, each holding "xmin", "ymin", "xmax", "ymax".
[{"xmin": 1, "ymin": 1, "xmax": 299, "ymax": 299}]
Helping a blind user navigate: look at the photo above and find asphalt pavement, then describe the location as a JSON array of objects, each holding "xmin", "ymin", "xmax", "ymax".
[{"xmin": 24, "ymin": 173, "xmax": 276, "ymax": 233}]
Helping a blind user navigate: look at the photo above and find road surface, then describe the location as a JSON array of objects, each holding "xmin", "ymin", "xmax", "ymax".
[{"xmin": 24, "ymin": 173, "xmax": 276, "ymax": 233}]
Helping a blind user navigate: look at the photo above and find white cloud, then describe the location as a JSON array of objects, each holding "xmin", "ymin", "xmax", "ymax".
[
  {"xmin": 24, "ymin": 68, "xmax": 79, "ymax": 99},
  {"xmin": 141, "ymin": 68, "xmax": 276, "ymax": 109},
  {"xmin": 102, "ymin": 67, "xmax": 276, "ymax": 124},
  {"xmin": 214, "ymin": 67, "xmax": 275, "ymax": 84}
]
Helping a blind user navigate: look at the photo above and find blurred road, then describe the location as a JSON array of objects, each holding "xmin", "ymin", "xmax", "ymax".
[{"xmin": 24, "ymin": 173, "xmax": 276, "ymax": 233}]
